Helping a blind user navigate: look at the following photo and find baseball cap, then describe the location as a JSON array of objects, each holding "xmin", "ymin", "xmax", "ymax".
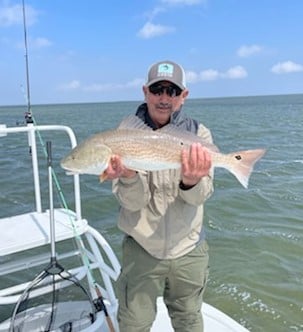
[{"xmin": 146, "ymin": 60, "xmax": 186, "ymax": 90}]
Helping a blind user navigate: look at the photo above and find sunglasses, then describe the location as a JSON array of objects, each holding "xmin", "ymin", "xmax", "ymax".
[{"xmin": 148, "ymin": 84, "xmax": 182, "ymax": 97}]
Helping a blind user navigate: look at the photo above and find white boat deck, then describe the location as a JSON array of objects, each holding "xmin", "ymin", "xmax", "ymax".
[
  {"xmin": 153, "ymin": 298, "xmax": 249, "ymax": 332},
  {"xmin": 0, "ymin": 209, "xmax": 87, "ymax": 256}
]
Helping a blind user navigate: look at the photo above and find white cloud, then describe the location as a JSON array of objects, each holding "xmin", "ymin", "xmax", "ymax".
[
  {"xmin": 16, "ymin": 36, "xmax": 52, "ymax": 49},
  {"xmin": 186, "ymin": 66, "xmax": 247, "ymax": 83},
  {"xmin": 237, "ymin": 44, "xmax": 263, "ymax": 58},
  {"xmin": 125, "ymin": 78, "xmax": 145, "ymax": 88},
  {"xmin": 223, "ymin": 66, "xmax": 248, "ymax": 79},
  {"xmin": 59, "ymin": 78, "xmax": 144, "ymax": 93},
  {"xmin": 59, "ymin": 80, "xmax": 81, "ymax": 91},
  {"xmin": 83, "ymin": 83, "xmax": 114, "ymax": 92},
  {"xmin": 137, "ymin": 22, "xmax": 175, "ymax": 39},
  {"xmin": 271, "ymin": 61, "xmax": 303, "ymax": 74},
  {"xmin": 32, "ymin": 37, "xmax": 52, "ymax": 48},
  {"xmin": 185, "ymin": 71, "xmax": 199, "ymax": 83},
  {"xmin": 139, "ymin": 0, "xmax": 204, "ymax": 39},
  {"xmin": 84, "ymin": 78, "xmax": 144, "ymax": 92},
  {"xmin": 145, "ymin": 6, "xmax": 166, "ymax": 21},
  {"xmin": 199, "ymin": 69, "xmax": 220, "ymax": 81},
  {"xmin": 0, "ymin": 3, "xmax": 38, "ymax": 27}
]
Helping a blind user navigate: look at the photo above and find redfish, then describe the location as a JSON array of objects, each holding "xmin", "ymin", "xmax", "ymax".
[{"xmin": 61, "ymin": 115, "xmax": 266, "ymax": 188}]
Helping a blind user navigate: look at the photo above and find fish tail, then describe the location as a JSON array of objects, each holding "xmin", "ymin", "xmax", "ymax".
[{"xmin": 223, "ymin": 149, "xmax": 266, "ymax": 188}]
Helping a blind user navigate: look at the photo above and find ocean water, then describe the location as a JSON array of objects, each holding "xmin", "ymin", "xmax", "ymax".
[{"xmin": 0, "ymin": 94, "xmax": 302, "ymax": 331}]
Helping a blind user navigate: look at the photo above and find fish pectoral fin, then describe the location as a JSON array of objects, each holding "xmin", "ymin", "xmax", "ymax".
[{"xmin": 99, "ymin": 172, "xmax": 108, "ymax": 182}]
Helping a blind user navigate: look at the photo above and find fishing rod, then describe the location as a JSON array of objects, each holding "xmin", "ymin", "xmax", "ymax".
[{"xmin": 21, "ymin": 0, "xmax": 33, "ymax": 124}]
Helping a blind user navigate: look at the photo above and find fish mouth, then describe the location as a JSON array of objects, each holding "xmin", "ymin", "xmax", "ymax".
[
  {"xmin": 60, "ymin": 159, "xmax": 75, "ymax": 172},
  {"xmin": 60, "ymin": 163, "xmax": 72, "ymax": 172},
  {"xmin": 60, "ymin": 163, "xmax": 81, "ymax": 175}
]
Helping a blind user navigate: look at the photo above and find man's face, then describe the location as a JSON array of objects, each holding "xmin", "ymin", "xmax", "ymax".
[{"xmin": 143, "ymin": 81, "xmax": 189, "ymax": 128}]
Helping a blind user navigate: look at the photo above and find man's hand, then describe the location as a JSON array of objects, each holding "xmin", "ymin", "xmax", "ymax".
[
  {"xmin": 102, "ymin": 155, "xmax": 137, "ymax": 181},
  {"xmin": 181, "ymin": 143, "xmax": 212, "ymax": 187}
]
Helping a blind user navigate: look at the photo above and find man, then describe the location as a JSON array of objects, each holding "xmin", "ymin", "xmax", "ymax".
[{"xmin": 105, "ymin": 60, "xmax": 214, "ymax": 332}]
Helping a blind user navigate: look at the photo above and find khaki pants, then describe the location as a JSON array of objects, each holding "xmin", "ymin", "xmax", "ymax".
[{"xmin": 117, "ymin": 236, "xmax": 209, "ymax": 332}]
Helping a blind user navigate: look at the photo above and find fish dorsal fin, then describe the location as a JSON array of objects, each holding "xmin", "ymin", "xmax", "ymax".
[
  {"xmin": 158, "ymin": 124, "xmax": 199, "ymax": 144},
  {"xmin": 118, "ymin": 115, "xmax": 152, "ymax": 131},
  {"xmin": 159, "ymin": 124, "xmax": 219, "ymax": 152},
  {"xmin": 158, "ymin": 124, "xmax": 193, "ymax": 137}
]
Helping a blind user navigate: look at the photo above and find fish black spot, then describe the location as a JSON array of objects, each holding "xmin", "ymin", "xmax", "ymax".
[
  {"xmin": 235, "ymin": 155, "xmax": 242, "ymax": 160},
  {"xmin": 180, "ymin": 141, "xmax": 184, "ymax": 146}
]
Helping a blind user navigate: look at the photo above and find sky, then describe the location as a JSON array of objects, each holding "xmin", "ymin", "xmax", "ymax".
[{"xmin": 0, "ymin": 0, "xmax": 302, "ymax": 106}]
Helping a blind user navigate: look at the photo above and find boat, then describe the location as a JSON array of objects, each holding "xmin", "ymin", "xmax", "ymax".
[{"xmin": 0, "ymin": 121, "xmax": 250, "ymax": 331}]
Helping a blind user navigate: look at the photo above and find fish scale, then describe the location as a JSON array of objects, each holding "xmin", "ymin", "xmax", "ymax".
[{"xmin": 103, "ymin": 129, "xmax": 183, "ymax": 165}]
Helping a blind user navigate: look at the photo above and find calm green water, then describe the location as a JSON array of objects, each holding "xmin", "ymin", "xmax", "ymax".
[{"xmin": 0, "ymin": 95, "xmax": 302, "ymax": 331}]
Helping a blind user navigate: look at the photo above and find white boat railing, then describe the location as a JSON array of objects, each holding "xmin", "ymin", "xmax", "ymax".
[
  {"xmin": 0, "ymin": 123, "xmax": 81, "ymax": 219},
  {"xmin": 0, "ymin": 123, "xmax": 120, "ymax": 331}
]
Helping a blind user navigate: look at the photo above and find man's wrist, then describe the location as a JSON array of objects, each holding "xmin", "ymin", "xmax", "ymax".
[{"xmin": 179, "ymin": 181, "xmax": 195, "ymax": 191}]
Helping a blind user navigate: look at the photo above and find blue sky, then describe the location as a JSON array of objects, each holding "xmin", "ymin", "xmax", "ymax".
[{"xmin": 0, "ymin": 0, "xmax": 302, "ymax": 105}]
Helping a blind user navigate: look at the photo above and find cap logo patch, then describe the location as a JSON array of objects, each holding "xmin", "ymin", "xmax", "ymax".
[{"xmin": 157, "ymin": 63, "xmax": 174, "ymax": 78}]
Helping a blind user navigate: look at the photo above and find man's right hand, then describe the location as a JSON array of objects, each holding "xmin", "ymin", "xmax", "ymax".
[{"xmin": 102, "ymin": 155, "xmax": 137, "ymax": 181}]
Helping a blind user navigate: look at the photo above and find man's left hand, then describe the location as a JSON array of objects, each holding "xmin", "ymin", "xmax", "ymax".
[{"xmin": 181, "ymin": 143, "xmax": 212, "ymax": 187}]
